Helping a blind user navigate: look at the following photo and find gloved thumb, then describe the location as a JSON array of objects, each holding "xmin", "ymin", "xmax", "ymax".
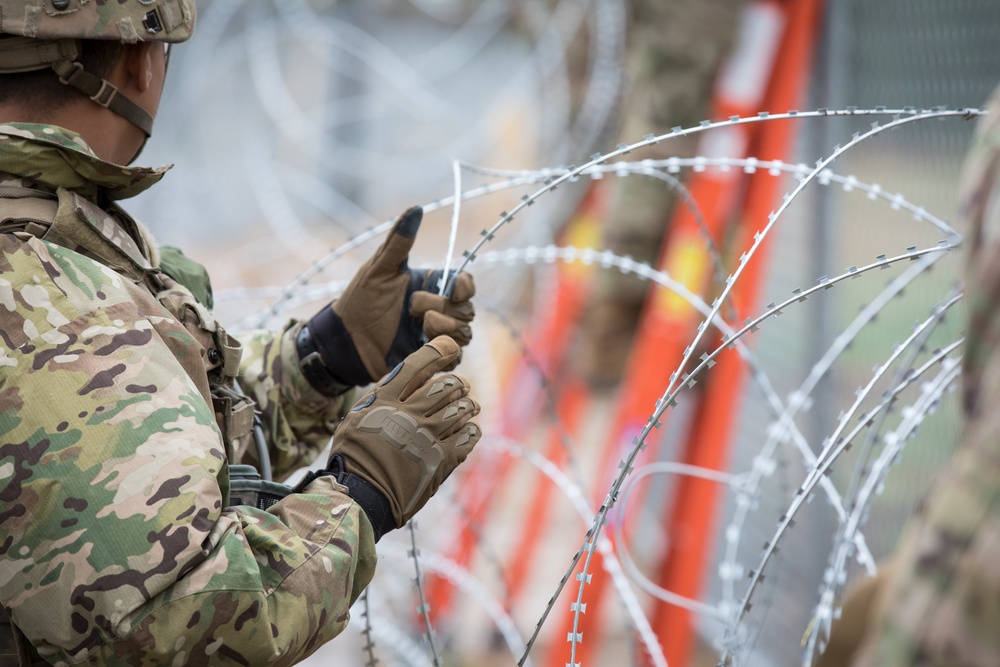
[
  {"xmin": 370, "ymin": 206, "xmax": 423, "ymax": 275},
  {"xmin": 377, "ymin": 336, "xmax": 461, "ymax": 402}
]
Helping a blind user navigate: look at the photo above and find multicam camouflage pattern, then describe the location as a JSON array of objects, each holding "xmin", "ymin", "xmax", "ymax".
[
  {"xmin": 0, "ymin": 123, "xmax": 168, "ymax": 201},
  {"xmin": 846, "ymin": 88, "xmax": 1000, "ymax": 666},
  {"xmin": 0, "ymin": 0, "xmax": 194, "ymax": 43},
  {"xmin": 0, "ymin": 123, "xmax": 376, "ymax": 666},
  {"xmin": 239, "ymin": 326, "xmax": 358, "ymax": 477}
]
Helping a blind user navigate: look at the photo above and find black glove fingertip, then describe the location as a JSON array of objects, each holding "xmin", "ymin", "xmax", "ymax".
[{"xmin": 395, "ymin": 206, "xmax": 423, "ymax": 239}]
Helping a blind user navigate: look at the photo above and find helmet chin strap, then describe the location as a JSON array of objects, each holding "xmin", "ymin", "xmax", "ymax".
[
  {"xmin": 0, "ymin": 37, "xmax": 157, "ymax": 164},
  {"xmin": 51, "ymin": 58, "xmax": 155, "ymax": 163}
]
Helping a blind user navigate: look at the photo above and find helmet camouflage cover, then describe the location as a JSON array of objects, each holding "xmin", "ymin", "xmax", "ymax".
[
  {"xmin": 0, "ymin": 0, "xmax": 195, "ymax": 43},
  {"xmin": 0, "ymin": 0, "xmax": 196, "ymax": 138}
]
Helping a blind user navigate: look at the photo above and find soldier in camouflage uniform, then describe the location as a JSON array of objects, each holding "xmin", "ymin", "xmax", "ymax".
[
  {"xmin": 0, "ymin": 2, "xmax": 480, "ymax": 665},
  {"xmin": 816, "ymin": 88, "xmax": 1000, "ymax": 666},
  {"xmin": 581, "ymin": 0, "xmax": 744, "ymax": 387}
]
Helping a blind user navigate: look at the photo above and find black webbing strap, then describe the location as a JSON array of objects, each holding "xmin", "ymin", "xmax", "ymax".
[
  {"xmin": 50, "ymin": 59, "xmax": 154, "ymax": 137},
  {"xmin": 0, "ymin": 35, "xmax": 153, "ymax": 137}
]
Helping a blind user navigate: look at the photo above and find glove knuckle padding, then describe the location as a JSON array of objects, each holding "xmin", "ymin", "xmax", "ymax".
[
  {"xmin": 355, "ymin": 405, "xmax": 443, "ymax": 517},
  {"xmin": 395, "ymin": 336, "xmax": 461, "ymax": 398},
  {"xmin": 421, "ymin": 373, "xmax": 470, "ymax": 413},
  {"xmin": 334, "ymin": 337, "xmax": 477, "ymax": 526}
]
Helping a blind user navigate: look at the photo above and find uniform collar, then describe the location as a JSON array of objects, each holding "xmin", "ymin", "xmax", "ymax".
[{"xmin": 0, "ymin": 122, "xmax": 170, "ymax": 201}]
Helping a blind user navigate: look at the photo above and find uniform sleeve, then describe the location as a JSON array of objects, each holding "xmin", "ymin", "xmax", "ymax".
[
  {"xmin": 0, "ymin": 237, "xmax": 376, "ymax": 667},
  {"xmin": 237, "ymin": 323, "xmax": 355, "ymax": 480}
]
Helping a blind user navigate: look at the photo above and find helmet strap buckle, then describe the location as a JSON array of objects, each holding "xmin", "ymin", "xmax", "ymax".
[
  {"xmin": 89, "ymin": 78, "xmax": 119, "ymax": 109},
  {"xmin": 55, "ymin": 59, "xmax": 84, "ymax": 86}
]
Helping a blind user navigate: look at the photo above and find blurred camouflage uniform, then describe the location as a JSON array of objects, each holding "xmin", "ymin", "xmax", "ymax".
[
  {"xmin": 0, "ymin": 123, "xmax": 375, "ymax": 665},
  {"xmin": 831, "ymin": 89, "xmax": 1000, "ymax": 666},
  {"xmin": 582, "ymin": 0, "xmax": 745, "ymax": 386}
]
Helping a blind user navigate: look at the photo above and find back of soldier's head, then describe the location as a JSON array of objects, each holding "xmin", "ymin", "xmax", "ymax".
[
  {"xmin": 0, "ymin": 0, "xmax": 195, "ymax": 133},
  {"xmin": 0, "ymin": 39, "xmax": 124, "ymax": 114}
]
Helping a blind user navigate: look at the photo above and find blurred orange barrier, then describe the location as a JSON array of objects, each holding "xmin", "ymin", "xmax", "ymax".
[
  {"xmin": 647, "ymin": 1, "xmax": 824, "ymax": 665},
  {"xmin": 504, "ymin": 379, "xmax": 587, "ymax": 610}
]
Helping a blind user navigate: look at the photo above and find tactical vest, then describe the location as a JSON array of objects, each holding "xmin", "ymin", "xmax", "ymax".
[{"xmin": 0, "ymin": 183, "xmax": 284, "ymax": 666}]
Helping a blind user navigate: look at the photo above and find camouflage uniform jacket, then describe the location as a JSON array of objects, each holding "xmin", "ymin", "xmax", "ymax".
[
  {"xmin": 848, "ymin": 91, "xmax": 1000, "ymax": 665},
  {"xmin": 0, "ymin": 124, "xmax": 376, "ymax": 666}
]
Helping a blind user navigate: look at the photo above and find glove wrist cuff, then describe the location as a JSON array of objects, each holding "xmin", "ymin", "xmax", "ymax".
[
  {"xmin": 295, "ymin": 323, "xmax": 354, "ymax": 397},
  {"xmin": 306, "ymin": 307, "xmax": 373, "ymax": 388},
  {"xmin": 318, "ymin": 453, "xmax": 395, "ymax": 542},
  {"xmin": 291, "ymin": 455, "xmax": 395, "ymax": 542},
  {"xmin": 340, "ymin": 471, "xmax": 396, "ymax": 542}
]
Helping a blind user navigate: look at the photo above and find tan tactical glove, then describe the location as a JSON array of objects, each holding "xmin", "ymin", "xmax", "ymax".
[
  {"xmin": 300, "ymin": 336, "xmax": 481, "ymax": 539},
  {"xmin": 297, "ymin": 206, "xmax": 476, "ymax": 396}
]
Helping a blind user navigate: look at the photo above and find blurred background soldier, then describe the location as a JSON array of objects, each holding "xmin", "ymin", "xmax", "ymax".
[
  {"xmin": 580, "ymin": 0, "xmax": 745, "ymax": 387},
  {"xmin": 0, "ymin": 1, "xmax": 479, "ymax": 664}
]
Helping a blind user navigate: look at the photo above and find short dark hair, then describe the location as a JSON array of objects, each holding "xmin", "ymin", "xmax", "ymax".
[{"xmin": 0, "ymin": 39, "xmax": 126, "ymax": 114}]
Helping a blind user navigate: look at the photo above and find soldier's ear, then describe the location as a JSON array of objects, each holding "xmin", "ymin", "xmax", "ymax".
[{"xmin": 125, "ymin": 42, "xmax": 157, "ymax": 94}]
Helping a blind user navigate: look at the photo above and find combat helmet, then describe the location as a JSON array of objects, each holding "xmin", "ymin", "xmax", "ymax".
[{"xmin": 0, "ymin": 0, "xmax": 196, "ymax": 137}]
